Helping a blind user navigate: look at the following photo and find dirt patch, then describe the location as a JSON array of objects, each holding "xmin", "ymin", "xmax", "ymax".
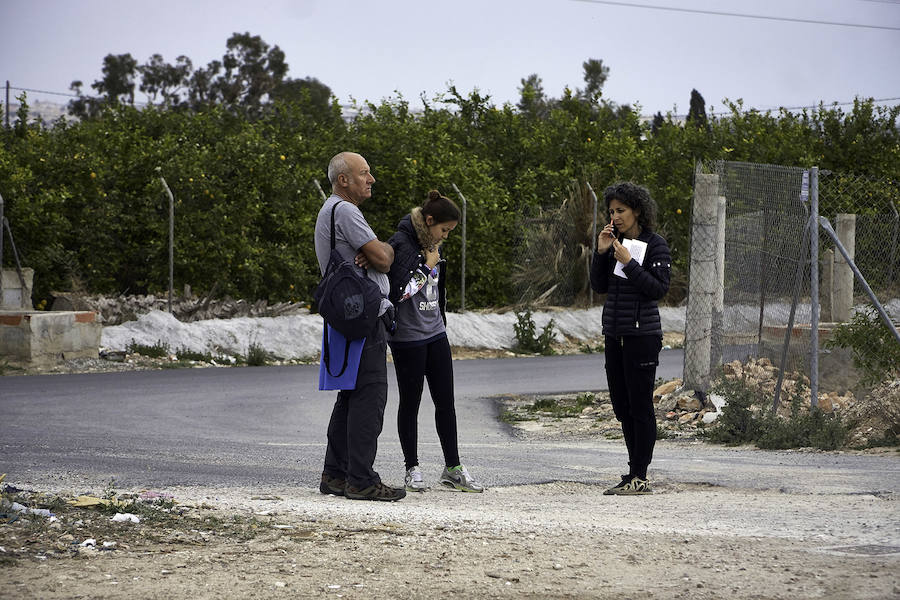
[{"xmin": 2, "ymin": 481, "xmax": 897, "ymax": 599}]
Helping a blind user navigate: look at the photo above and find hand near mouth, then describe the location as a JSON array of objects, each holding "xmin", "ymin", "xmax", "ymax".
[{"xmin": 598, "ymin": 223, "xmax": 616, "ymax": 253}]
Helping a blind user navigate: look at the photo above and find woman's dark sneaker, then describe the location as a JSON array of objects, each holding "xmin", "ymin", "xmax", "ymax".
[
  {"xmin": 606, "ymin": 475, "xmax": 652, "ymax": 495},
  {"xmin": 603, "ymin": 474, "xmax": 635, "ymax": 495}
]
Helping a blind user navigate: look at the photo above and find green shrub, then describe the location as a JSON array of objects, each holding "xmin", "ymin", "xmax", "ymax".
[
  {"xmin": 513, "ymin": 308, "xmax": 556, "ymax": 355},
  {"xmin": 706, "ymin": 375, "xmax": 848, "ymax": 450},
  {"xmin": 126, "ymin": 338, "xmax": 170, "ymax": 358},
  {"xmin": 825, "ymin": 308, "xmax": 900, "ymax": 387},
  {"xmin": 705, "ymin": 376, "xmax": 761, "ymax": 445}
]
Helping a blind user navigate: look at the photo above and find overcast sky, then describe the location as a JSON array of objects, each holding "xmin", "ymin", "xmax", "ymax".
[{"xmin": 3, "ymin": 0, "xmax": 899, "ymax": 116}]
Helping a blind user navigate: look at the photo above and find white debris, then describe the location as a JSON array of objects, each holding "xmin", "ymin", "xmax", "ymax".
[{"xmin": 111, "ymin": 513, "xmax": 141, "ymax": 523}]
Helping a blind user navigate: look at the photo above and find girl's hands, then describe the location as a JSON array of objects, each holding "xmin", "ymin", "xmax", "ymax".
[{"xmin": 423, "ymin": 246, "xmax": 440, "ymax": 269}]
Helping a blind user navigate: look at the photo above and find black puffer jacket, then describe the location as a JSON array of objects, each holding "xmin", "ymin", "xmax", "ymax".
[
  {"xmin": 589, "ymin": 229, "xmax": 671, "ymax": 337},
  {"xmin": 386, "ymin": 209, "xmax": 447, "ymax": 324}
]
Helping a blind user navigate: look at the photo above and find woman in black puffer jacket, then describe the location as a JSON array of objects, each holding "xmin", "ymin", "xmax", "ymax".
[{"xmin": 590, "ymin": 182, "xmax": 671, "ymax": 496}]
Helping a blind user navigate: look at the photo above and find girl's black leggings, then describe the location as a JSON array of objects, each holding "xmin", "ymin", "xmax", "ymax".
[{"xmin": 391, "ymin": 336, "xmax": 460, "ymax": 470}]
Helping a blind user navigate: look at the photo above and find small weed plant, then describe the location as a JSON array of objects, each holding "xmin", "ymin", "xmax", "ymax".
[
  {"xmin": 527, "ymin": 393, "xmax": 595, "ymax": 417},
  {"xmin": 246, "ymin": 341, "xmax": 272, "ymax": 366},
  {"xmin": 176, "ymin": 347, "xmax": 214, "ymax": 362},
  {"xmin": 126, "ymin": 338, "xmax": 170, "ymax": 358},
  {"xmin": 579, "ymin": 341, "xmax": 604, "ymax": 354},
  {"xmin": 513, "ymin": 308, "xmax": 556, "ymax": 355}
]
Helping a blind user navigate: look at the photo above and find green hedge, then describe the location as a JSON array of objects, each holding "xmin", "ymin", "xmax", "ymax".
[{"xmin": 1, "ymin": 93, "xmax": 897, "ymax": 309}]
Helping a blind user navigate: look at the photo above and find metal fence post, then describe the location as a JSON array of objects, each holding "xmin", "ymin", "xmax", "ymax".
[
  {"xmin": 586, "ymin": 182, "xmax": 598, "ymax": 307},
  {"xmin": 809, "ymin": 167, "xmax": 819, "ymax": 407},
  {"xmin": 451, "ymin": 183, "xmax": 467, "ymax": 312},
  {"xmin": 160, "ymin": 176, "xmax": 175, "ymax": 314},
  {"xmin": 312, "ymin": 179, "xmax": 328, "ymax": 201},
  {"xmin": 0, "ymin": 190, "xmax": 4, "ymax": 301},
  {"xmin": 819, "ymin": 217, "xmax": 900, "ymax": 345},
  {"xmin": 710, "ymin": 194, "xmax": 727, "ymax": 370}
]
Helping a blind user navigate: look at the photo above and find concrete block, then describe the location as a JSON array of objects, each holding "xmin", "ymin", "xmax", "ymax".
[
  {"xmin": 1, "ymin": 268, "xmax": 34, "ymax": 310},
  {"xmin": 0, "ymin": 310, "xmax": 101, "ymax": 367}
]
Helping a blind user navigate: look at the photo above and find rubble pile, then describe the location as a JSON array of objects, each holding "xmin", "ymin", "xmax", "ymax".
[
  {"xmin": 50, "ymin": 291, "xmax": 307, "ymax": 325},
  {"xmin": 654, "ymin": 357, "xmax": 898, "ymax": 445}
]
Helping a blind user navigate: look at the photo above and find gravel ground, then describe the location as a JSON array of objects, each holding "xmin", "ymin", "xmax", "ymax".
[{"xmin": 2, "ymin": 477, "xmax": 898, "ymax": 600}]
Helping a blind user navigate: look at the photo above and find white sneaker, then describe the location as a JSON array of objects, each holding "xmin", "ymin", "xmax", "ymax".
[
  {"xmin": 405, "ymin": 465, "xmax": 428, "ymax": 492},
  {"xmin": 439, "ymin": 465, "xmax": 484, "ymax": 493}
]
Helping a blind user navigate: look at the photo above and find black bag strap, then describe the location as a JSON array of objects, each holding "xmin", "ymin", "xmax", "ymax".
[
  {"xmin": 322, "ymin": 200, "xmax": 351, "ymax": 377},
  {"xmin": 322, "ymin": 322, "xmax": 351, "ymax": 377},
  {"xmin": 329, "ymin": 200, "xmax": 342, "ymax": 250}
]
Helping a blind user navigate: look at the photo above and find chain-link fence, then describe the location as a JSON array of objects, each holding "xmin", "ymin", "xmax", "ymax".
[{"xmin": 684, "ymin": 160, "xmax": 900, "ymax": 405}]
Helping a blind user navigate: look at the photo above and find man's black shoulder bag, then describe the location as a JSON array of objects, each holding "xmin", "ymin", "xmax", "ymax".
[{"xmin": 314, "ymin": 201, "xmax": 382, "ymax": 375}]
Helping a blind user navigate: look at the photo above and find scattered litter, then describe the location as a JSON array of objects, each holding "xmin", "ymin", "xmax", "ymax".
[
  {"xmin": 69, "ymin": 495, "xmax": 119, "ymax": 508},
  {"xmin": 111, "ymin": 513, "xmax": 141, "ymax": 523},
  {"xmin": 102, "ymin": 541, "xmax": 118, "ymax": 548},
  {"xmin": 80, "ymin": 538, "xmax": 97, "ymax": 547},
  {"xmin": 10, "ymin": 502, "xmax": 53, "ymax": 517},
  {"xmin": 273, "ymin": 524, "xmax": 294, "ymax": 530},
  {"xmin": 140, "ymin": 490, "xmax": 174, "ymax": 501},
  {"xmin": 100, "ymin": 349, "xmax": 126, "ymax": 362}
]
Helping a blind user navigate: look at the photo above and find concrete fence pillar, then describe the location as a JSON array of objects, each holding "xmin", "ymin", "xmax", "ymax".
[
  {"xmin": 833, "ymin": 214, "xmax": 856, "ymax": 322},
  {"xmin": 709, "ymin": 195, "xmax": 727, "ymax": 371},
  {"xmin": 684, "ymin": 174, "xmax": 719, "ymax": 392},
  {"xmin": 1, "ymin": 268, "xmax": 33, "ymax": 310},
  {"xmin": 820, "ymin": 248, "xmax": 834, "ymax": 322}
]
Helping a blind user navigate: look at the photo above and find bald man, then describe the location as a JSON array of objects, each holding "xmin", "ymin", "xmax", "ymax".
[{"xmin": 314, "ymin": 152, "xmax": 405, "ymax": 502}]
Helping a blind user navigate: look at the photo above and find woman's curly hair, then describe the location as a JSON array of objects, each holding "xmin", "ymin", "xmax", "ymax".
[{"xmin": 603, "ymin": 182, "xmax": 657, "ymax": 231}]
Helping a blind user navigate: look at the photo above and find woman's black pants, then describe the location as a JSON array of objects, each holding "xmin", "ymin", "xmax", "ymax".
[{"xmin": 604, "ymin": 334, "xmax": 662, "ymax": 480}]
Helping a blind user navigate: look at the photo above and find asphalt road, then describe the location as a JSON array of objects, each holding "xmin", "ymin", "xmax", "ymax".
[{"xmin": 2, "ymin": 349, "xmax": 898, "ymax": 496}]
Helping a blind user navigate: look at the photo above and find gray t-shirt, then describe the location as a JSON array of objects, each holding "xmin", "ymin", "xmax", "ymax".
[
  {"xmin": 390, "ymin": 264, "xmax": 446, "ymax": 343},
  {"xmin": 315, "ymin": 195, "xmax": 390, "ymax": 313}
]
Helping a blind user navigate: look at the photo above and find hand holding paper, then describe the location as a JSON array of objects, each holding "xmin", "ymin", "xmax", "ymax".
[{"xmin": 613, "ymin": 238, "xmax": 648, "ymax": 278}]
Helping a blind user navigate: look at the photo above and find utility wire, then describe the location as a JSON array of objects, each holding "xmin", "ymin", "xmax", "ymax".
[
  {"xmin": 569, "ymin": 0, "xmax": 900, "ymax": 31},
  {"xmin": 7, "ymin": 86, "xmax": 79, "ymax": 98}
]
